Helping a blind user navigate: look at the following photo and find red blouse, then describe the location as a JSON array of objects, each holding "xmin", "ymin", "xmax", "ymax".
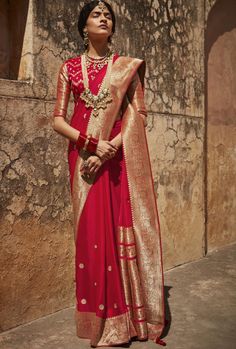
[{"xmin": 53, "ymin": 53, "xmax": 119, "ymax": 118}]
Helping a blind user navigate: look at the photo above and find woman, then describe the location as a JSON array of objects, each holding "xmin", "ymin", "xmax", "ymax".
[{"xmin": 53, "ymin": 1, "xmax": 166, "ymax": 347}]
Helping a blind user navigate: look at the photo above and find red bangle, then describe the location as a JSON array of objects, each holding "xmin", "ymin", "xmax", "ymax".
[
  {"xmin": 87, "ymin": 136, "xmax": 98, "ymax": 153},
  {"xmin": 76, "ymin": 132, "xmax": 87, "ymax": 150}
]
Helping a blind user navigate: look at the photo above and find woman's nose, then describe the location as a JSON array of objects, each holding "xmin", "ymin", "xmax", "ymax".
[{"xmin": 100, "ymin": 14, "xmax": 107, "ymax": 22}]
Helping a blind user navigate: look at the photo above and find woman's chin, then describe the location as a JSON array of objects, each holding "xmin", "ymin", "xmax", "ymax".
[{"xmin": 90, "ymin": 32, "xmax": 111, "ymax": 40}]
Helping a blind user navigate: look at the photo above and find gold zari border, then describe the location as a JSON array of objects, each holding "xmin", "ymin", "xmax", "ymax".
[
  {"xmin": 74, "ymin": 309, "xmax": 137, "ymax": 347},
  {"xmin": 117, "ymin": 226, "xmax": 147, "ymax": 339},
  {"xmin": 74, "ymin": 307, "xmax": 163, "ymax": 347},
  {"xmin": 121, "ymin": 100, "xmax": 165, "ymax": 327}
]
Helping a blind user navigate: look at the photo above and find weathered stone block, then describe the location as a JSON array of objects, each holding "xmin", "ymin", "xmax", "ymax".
[
  {"xmin": 0, "ymin": 97, "xmax": 75, "ymax": 331},
  {"xmin": 146, "ymin": 114, "xmax": 205, "ymax": 269}
]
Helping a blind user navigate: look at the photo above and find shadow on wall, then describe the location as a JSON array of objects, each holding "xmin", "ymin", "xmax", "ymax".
[
  {"xmin": 206, "ymin": 0, "xmax": 236, "ymax": 58},
  {"xmin": 0, "ymin": 0, "xmax": 29, "ymax": 80},
  {"xmin": 205, "ymin": 0, "xmax": 236, "ymax": 252}
]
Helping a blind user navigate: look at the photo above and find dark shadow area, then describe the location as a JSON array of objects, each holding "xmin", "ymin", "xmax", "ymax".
[
  {"xmin": 161, "ymin": 285, "xmax": 172, "ymax": 339},
  {"xmin": 204, "ymin": 0, "xmax": 236, "ymax": 255},
  {"xmin": 0, "ymin": 0, "xmax": 29, "ymax": 80},
  {"xmin": 206, "ymin": 0, "xmax": 236, "ymax": 59}
]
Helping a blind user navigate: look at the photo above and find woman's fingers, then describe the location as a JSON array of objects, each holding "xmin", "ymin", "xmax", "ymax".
[
  {"xmin": 89, "ymin": 164, "xmax": 97, "ymax": 174},
  {"xmin": 96, "ymin": 140, "xmax": 118, "ymax": 159},
  {"xmin": 80, "ymin": 156, "xmax": 102, "ymax": 177},
  {"xmin": 106, "ymin": 140, "xmax": 118, "ymax": 149},
  {"xmin": 103, "ymin": 141, "xmax": 118, "ymax": 152},
  {"xmin": 87, "ymin": 157, "xmax": 102, "ymax": 174},
  {"xmin": 90, "ymin": 166, "xmax": 99, "ymax": 175},
  {"xmin": 107, "ymin": 144, "xmax": 118, "ymax": 152},
  {"xmin": 103, "ymin": 150, "xmax": 117, "ymax": 161},
  {"xmin": 106, "ymin": 147, "xmax": 117, "ymax": 157},
  {"xmin": 109, "ymin": 149, "xmax": 117, "ymax": 158},
  {"xmin": 104, "ymin": 154, "xmax": 111, "ymax": 161},
  {"xmin": 87, "ymin": 161, "xmax": 95, "ymax": 172}
]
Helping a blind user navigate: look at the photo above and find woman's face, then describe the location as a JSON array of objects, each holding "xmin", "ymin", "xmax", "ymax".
[{"xmin": 85, "ymin": 4, "xmax": 113, "ymax": 41}]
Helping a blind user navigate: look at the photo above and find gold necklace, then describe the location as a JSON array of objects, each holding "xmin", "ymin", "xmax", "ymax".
[
  {"xmin": 80, "ymin": 52, "xmax": 114, "ymax": 117},
  {"xmin": 85, "ymin": 50, "xmax": 112, "ymax": 70}
]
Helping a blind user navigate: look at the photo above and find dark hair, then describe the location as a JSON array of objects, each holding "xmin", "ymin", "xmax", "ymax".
[{"xmin": 78, "ymin": 1, "xmax": 116, "ymax": 43}]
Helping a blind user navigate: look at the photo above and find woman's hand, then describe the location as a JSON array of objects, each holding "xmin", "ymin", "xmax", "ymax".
[
  {"xmin": 80, "ymin": 155, "xmax": 104, "ymax": 177},
  {"xmin": 95, "ymin": 140, "xmax": 118, "ymax": 161}
]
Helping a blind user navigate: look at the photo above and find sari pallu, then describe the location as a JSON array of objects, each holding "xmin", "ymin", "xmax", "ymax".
[{"xmin": 67, "ymin": 55, "xmax": 166, "ymax": 346}]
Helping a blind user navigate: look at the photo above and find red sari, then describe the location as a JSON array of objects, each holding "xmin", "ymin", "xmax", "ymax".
[{"xmin": 53, "ymin": 53, "xmax": 166, "ymax": 347}]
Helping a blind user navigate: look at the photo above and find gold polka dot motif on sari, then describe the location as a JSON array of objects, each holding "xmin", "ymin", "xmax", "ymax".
[{"xmin": 99, "ymin": 304, "xmax": 105, "ymax": 310}]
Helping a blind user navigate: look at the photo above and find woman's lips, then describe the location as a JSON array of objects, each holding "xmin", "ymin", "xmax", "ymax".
[{"xmin": 99, "ymin": 25, "xmax": 108, "ymax": 29}]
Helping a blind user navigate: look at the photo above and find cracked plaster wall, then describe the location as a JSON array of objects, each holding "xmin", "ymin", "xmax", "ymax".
[
  {"xmin": 0, "ymin": 96, "xmax": 75, "ymax": 331},
  {"xmin": 0, "ymin": 0, "xmax": 232, "ymax": 331}
]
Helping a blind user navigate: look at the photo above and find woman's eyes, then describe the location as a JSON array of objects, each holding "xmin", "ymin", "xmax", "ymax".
[{"xmin": 92, "ymin": 13, "xmax": 112, "ymax": 19}]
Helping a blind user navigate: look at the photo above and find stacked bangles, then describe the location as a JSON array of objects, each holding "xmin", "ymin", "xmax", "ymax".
[{"xmin": 76, "ymin": 131, "xmax": 98, "ymax": 153}]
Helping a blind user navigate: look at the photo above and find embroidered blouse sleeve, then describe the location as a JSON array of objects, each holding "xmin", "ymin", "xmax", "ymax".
[
  {"xmin": 126, "ymin": 71, "xmax": 148, "ymax": 127},
  {"xmin": 53, "ymin": 62, "xmax": 71, "ymax": 118}
]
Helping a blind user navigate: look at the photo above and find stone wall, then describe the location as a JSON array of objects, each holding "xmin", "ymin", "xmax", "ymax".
[
  {"xmin": 0, "ymin": 0, "xmax": 77, "ymax": 332},
  {"xmin": 0, "ymin": 0, "xmax": 235, "ymax": 331}
]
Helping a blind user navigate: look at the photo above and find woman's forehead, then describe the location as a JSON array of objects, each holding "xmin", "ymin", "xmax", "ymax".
[{"xmin": 91, "ymin": 5, "xmax": 111, "ymax": 15}]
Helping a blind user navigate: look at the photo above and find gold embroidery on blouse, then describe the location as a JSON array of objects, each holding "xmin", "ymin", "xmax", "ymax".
[{"xmin": 53, "ymin": 62, "xmax": 71, "ymax": 118}]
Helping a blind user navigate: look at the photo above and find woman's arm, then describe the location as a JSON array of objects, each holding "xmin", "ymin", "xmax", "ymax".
[
  {"xmin": 110, "ymin": 133, "xmax": 122, "ymax": 149},
  {"xmin": 52, "ymin": 62, "xmax": 79, "ymax": 141},
  {"xmin": 53, "ymin": 118, "xmax": 80, "ymax": 143}
]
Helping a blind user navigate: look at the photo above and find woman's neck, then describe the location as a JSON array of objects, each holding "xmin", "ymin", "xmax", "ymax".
[{"xmin": 87, "ymin": 40, "xmax": 109, "ymax": 58}]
